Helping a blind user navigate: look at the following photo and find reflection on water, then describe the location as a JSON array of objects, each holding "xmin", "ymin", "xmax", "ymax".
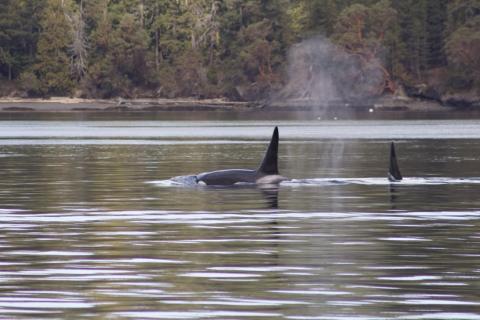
[{"xmin": 1, "ymin": 119, "xmax": 480, "ymax": 319}]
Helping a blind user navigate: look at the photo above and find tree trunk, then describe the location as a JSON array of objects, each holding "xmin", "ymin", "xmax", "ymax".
[
  {"xmin": 155, "ymin": 29, "xmax": 159, "ymax": 71},
  {"xmin": 139, "ymin": 0, "xmax": 144, "ymax": 27},
  {"xmin": 191, "ymin": 31, "xmax": 196, "ymax": 49}
]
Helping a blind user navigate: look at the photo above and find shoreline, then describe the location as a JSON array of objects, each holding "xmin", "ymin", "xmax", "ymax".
[
  {"xmin": 0, "ymin": 96, "xmax": 477, "ymax": 114},
  {"xmin": 0, "ymin": 97, "xmax": 253, "ymax": 112}
]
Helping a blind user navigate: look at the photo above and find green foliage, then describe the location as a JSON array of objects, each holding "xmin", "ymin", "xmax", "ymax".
[
  {"xmin": 84, "ymin": 3, "xmax": 152, "ymax": 98},
  {"xmin": 215, "ymin": 0, "xmax": 289, "ymax": 99},
  {"xmin": 443, "ymin": 0, "xmax": 480, "ymax": 93},
  {"xmin": 391, "ymin": 0, "xmax": 427, "ymax": 79},
  {"xmin": 0, "ymin": 0, "xmax": 478, "ymax": 99},
  {"xmin": 447, "ymin": 0, "xmax": 480, "ymax": 32},
  {"xmin": 110, "ymin": 14, "xmax": 150, "ymax": 84},
  {"xmin": 0, "ymin": 0, "xmax": 45, "ymax": 80},
  {"xmin": 332, "ymin": 0, "xmax": 398, "ymax": 95},
  {"xmin": 18, "ymin": 70, "xmax": 42, "ymax": 96},
  {"xmin": 426, "ymin": 0, "xmax": 448, "ymax": 67},
  {"xmin": 33, "ymin": 0, "xmax": 74, "ymax": 96}
]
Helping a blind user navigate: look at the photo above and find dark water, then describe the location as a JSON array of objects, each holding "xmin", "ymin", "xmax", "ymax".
[{"xmin": 1, "ymin": 119, "xmax": 480, "ymax": 319}]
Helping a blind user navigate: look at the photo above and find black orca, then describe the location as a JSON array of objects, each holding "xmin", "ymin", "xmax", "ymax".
[
  {"xmin": 388, "ymin": 142, "xmax": 403, "ymax": 182},
  {"xmin": 195, "ymin": 127, "xmax": 287, "ymax": 186}
]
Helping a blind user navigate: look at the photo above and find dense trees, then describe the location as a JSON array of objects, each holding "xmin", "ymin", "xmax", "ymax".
[
  {"xmin": 0, "ymin": 0, "xmax": 478, "ymax": 100},
  {"xmin": 445, "ymin": 0, "xmax": 480, "ymax": 92},
  {"xmin": 33, "ymin": 0, "xmax": 74, "ymax": 95},
  {"xmin": 331, "ymin": 1, "xmax": 398, "ymax": 96},
  {"xmin": 0, "ymin": 0, "xmax": 43, "ymax": 82}
]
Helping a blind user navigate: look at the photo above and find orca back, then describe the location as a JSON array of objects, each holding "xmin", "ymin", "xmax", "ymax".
[
  {"xmin": 388, "ymin": 142, "xmax": 403, "ymax": 181},
  {"xmin": 196, "ymin": 169, "xmax": 256, "ymax": 185},
  {"xmin": 257, "ymin": 127, "xmax": 279, "ymax": 175}
]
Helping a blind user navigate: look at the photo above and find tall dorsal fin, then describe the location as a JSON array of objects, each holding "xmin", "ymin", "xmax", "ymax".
[
  {"xmin": 257, "ymin": 127, "xmax": 279, "ymax": 175},
  {"xmin": 388, "ymin": 142, "xmax": 403, "ymax": 181}
]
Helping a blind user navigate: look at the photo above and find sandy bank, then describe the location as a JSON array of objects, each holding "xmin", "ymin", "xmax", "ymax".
[
  {"xmin": 0, "ymin": 96, "xmax": 475, "ymax": 114},
  {"xmin": 0, "ymin": 97, "xmax": 253, "ymax": 112}
]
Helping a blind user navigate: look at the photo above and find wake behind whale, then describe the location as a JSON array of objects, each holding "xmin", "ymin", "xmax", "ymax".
[{"xmin": 152, "ymin": 176, "xmax": 480, "ymax": 188}]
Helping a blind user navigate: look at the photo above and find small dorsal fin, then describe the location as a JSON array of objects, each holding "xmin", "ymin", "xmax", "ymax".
[
  {"xmin": 258, "ymin": 127, "xmax": 279, "ymax": 175},
  {"xmin": 388, "ymin": 142, "xmax": 403, "ymax": 181}
]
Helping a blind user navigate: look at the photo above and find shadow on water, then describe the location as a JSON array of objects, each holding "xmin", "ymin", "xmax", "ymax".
[
  {"xmin": 389, "ymin": 184, "xmax": 399, "ymax": 211},
  {"xmin": 259, "ymin": 186, "xmax": 279, "ymax": 209}
]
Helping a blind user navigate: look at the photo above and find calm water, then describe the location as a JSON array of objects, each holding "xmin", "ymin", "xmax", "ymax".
[{"xmin": 1, "ymin": 118, "xmax": 480, "ymax": 319}]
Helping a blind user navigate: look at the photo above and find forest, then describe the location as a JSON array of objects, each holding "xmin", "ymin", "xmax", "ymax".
[{"xmin": 0, "ymin": 0, "xmax": 479, "ymax": 104}]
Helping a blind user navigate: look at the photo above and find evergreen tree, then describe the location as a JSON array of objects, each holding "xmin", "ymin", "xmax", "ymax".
[
  {"xmin": 34, "ymin": 0, "xmax": 74, "ymax": 95},
  {"xmin": 85, "ymin": 1, "xmax": 150, "ymax": 98},
  {"xmin": 0, "ymin": 0, "xmax": 17, "ymax": 80},
  {"xmin": 391, "ymin": 0, "xmax": 429, "ymax": 80},
  {"xmin": 447, "ymin": 0, "xmax": 480, "ymax": 32},
  {"xmin": 0, "ymin": 0, "xmax": 44, "ymax": 81},
  {"xmin": 446, "ymin": 0, "xmax": 480, "ymax": 92},
  {"xmin": 111, "ymin": 14, "xmax": 150, "ymax": 86},
  {"xmin": 0, "ymin": 1, "xmax": 15, "ymax": 80},
  {"xmin": 426, "ymin": 0, "xmax": 448, "ymax": 68},
  {"xmin": 332, "ymin": 0, "xmax": 398, "ymax": 96},
  {"xmin": 287, "ymin": 0, "xmax": 338, "ymax": 38},
  {"xmin": 216, "ymin": 0, "xmax": 289, "ymax": 99},
  {"xmin": 0, "ymin": 0, "xmax": 478, "ymax": 99}
]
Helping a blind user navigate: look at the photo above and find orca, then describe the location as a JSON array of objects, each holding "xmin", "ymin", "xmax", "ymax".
[
  {"xmin": 195, "ymin": 127, "xmax": 287, "ymax": 186},
  {"xmin": 388, "ymin": 142, "xmax": 403, "ymax": 182}
]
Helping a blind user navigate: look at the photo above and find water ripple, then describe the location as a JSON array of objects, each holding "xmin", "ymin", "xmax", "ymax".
[{"xmin": 2, "ymin": 130, "xmax": 480, "ymax": 319}]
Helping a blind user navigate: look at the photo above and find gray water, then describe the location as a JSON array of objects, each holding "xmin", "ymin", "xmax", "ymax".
[{"xmin": 1, "ymin": 119, "xmax": 480, "ymax": 319}]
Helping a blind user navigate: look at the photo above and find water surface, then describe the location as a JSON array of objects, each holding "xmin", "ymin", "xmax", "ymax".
[{"xmin": 1, "ymin": 119, "xmax": 480, "ymax": 319}]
